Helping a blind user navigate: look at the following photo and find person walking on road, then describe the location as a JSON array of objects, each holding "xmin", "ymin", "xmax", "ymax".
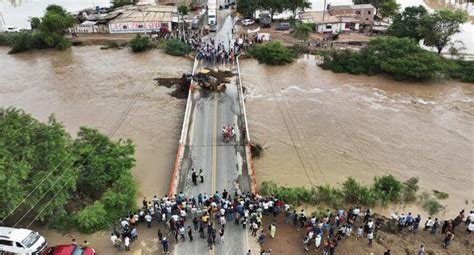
[
  {"xmin": 219, "ymin": 227, "xmax": 225, "ymax": 243},
  {"xmin": 269, "ymin": 223, "xmax": 276, "ymax": 238},
  {"xmin": 161, "ymin": 237, "xmax": 169, "ymax": 253},
  {"xmin": 258, "ymin": 231, "xmax": 266, "ymax": 246}
]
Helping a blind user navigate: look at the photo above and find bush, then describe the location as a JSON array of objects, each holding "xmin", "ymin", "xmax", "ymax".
[
  {"xmin": 101, "ymin": 173, "xmax": 137, "ymax": 217},
  {"xmin": 342, "ymin": 177, "xmax": 377, "ymax": 206},
  {"xmin": 248, "ymin": 42, "xmax": 296, "ymax": 65},
  {"xmin": 0, "ymin": 32, "xmax": 20, "ymax": 46},
  {"xmin": 130, "ymin": 34, "xmax": 152, "ymax": 52},
  {"xmin": 419, "ymin": 192, "xmax": 445, "ymax": 215},
  {"xmin": 164, "ymin": 39, "xmax": 191, "ymax": 56},
  {"xmin": 448, "ymin": 59, "xmax": 474, "ymax": 82},
  {"xmin": 402, "ymin": 177, "xmax": 419, "ymax": 203},
  {"xmin": 432, "ymin": 190, "xmax": 449, "ymax": 200},
  {"xmin": 320, "ymin": 36, "xmax": 450, "ymax": 81},
  {"xmin": 75, "ymin": 201, "xmax": 110, "ymax": 233},
  {"xmin": 373, "ymin": 175, "xmax": 403, "ymax": 205}
]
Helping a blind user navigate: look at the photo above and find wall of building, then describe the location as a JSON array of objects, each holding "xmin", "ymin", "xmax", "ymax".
[
  {"xmin": 71, "ymin": 24, "xmax": 109, "ymax": 33},
  {"xmin": 109, "ymin": 21, "xmax": 171, "ymax": 33}
]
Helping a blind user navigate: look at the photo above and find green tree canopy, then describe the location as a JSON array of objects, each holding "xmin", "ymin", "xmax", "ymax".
[
  {"xmin": 0, "ymin": 108, "xmax": 77, "ymax": 222},
  {"xmin": 237, "ymin": 0, "xmax": 258, "ymax": 19},
  {"xmin": 258, "ymin": 0, "xmax": 287, "ymax": 21},
  {"xmin": 0, "ymin": 107, "xmax": 137, "ymax": 231},
  {"xmin": 419, "ymin": 9, "xmax": 468, "ymax": 54},
  {"xmin": 387, "ymin": 5, "xmax": 428, "ymax": 42},
  {"xmin": 248, "ymin": 41, "xmax": 297, "ymax": 65},
  {"xmin": 111, "ymin": 0, "xmax": 133, "ymax": 9},
  {"xmin": 73, "ymin": 128, "xmax": 135, "ymax": 197},
  {"xmin": 287, "ymin": 0, "xmax": 311, "ymax": 18},
  {"xmin": 178, "ymin": 3, "xmax": 190, "ymax": 15},
  {"xmin": 130, "ymin": 34, "xmax": 152, "ymax": 52},
  {"xmin": 378, "ymin": 0, "xmax": 400, "ymax": 18},
  {"xmin": 293, "ymin": 22, "xmax": 313, "ymax": 42}
]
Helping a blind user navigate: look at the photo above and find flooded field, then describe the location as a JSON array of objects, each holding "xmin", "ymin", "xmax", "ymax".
[{"xmin": 242, "ymin": 55, "xmax": 473, "ymax": 216}]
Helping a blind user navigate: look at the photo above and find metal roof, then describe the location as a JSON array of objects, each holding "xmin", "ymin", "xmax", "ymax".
[{"xmin": 109, "ymin": 10, "xmax": 176, "ymax": 24}]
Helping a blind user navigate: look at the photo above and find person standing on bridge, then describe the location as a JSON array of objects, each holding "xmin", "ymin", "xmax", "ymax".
[
  {"xmin": 269, "ymin": 223, "xmax": 276, "ymax": 238},
  {"xmin": 191, "ymin": 169, "xmax": 198, "ymax": 186},
  {"xmin": 199, "ymin": 169, "xmax": 204, "ymax": 183}
]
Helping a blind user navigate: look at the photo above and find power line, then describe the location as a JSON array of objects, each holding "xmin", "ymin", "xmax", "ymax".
[{"xmin": 8, "ymin": 56, "xmax": 160, "ymax": 227}]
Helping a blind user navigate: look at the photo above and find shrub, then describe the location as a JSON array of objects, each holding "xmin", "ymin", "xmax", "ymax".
[
  {"xmin": 101, "ymin": 173, "xmax": 137, "ymax": 217},
  {"xmin": 448, "ymin": 59, "xmax": 474, "ymax": 82},
  {"xmin": 419, "ymin": 192, "xmax": 446, "ymax": 215},
  {"xmin": 432, "ymin": 190, "xmax": 449, "ymax": 200},
  {"xmin": 342, "ymin": 177, "xmax": 377, "ymax": 206},
  {"xmin": 373, "ymin": 175, "xmax": 403, "ymax": 205},
  {"xmin": 130, "ymin": 34, "xmax": 152, "ymax": 52},
  {"xmin": 178, "ymin": 4, "xmax": 189, "ymax": 15},
  {"xmin": 402, "ymin": 177, "xmax": 419, "ymax": 203},
  {"xmin": 248, "ymin": 42, "xmax": 296, "ymax": 65},
  {"xmin": 0, "ymin": 32, "xmax": 20, "ymax": 46},
  {"xmin": 320, "ymin": 36, "xmax": 450, "ymax": 81},
  {"xmin": 75, "ymin": 201, "xmax": 110, "ymax": 233},
  {"xmin": 164, "ymin": 39, "xmax": 191, "ymax": 56}
]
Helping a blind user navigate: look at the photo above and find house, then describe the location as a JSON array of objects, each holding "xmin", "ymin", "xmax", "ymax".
[
  {"xmin": 328, "ymin": 4, "xmax": 376, "ymax": 25},
  {"xmin": 108, "ymin": 6, "xmax": 177, "ymax": 34},
  {"xmin": 300, "ymin": 11, "xmax": 360, "ymax": 33},
  {"xmin": 71, "ymin": 12, "xmax": 121, "ymax": 33}
]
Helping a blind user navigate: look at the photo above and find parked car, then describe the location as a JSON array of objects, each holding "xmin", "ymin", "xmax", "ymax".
[
  {"xmin": 209, "ymin": 23, "xmax": 217, "ymax": 32},
  {"xmin": 241, "ymin": 19, "xmax": 255, "ymax": 26},
  {"xmin": 1, "ymin": 26, "xmax": 21, "ymax": 33},
  {"xmin": 0, "ymin": 227, "xmax": 48, "ymax": 255},
  {"xmin": 43, "ymin": 244, "xmax": 96, "ymax": 255},
  {"xmin": 275, "ymin": 22, "xmax": 290, "ymax": 31}
]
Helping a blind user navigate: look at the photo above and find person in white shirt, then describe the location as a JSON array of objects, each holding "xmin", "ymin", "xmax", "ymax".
[
  {"xmin": 424, "ymin": 217, "xmax": 434, "ymax": 231},
  {"xmin": 367, "ymin": 231, "xmax": 374, "ymax": 246},
  {"xmin": 124, "ymin": 236, "xmax": 130, "ymax": 251},
  {"xmin": 145, "ymin": 214, "xmax": 153, "ymax": 228},
  {"xmin": 110, "ymin": 233, "xmax": 118, "ymax": 247}
]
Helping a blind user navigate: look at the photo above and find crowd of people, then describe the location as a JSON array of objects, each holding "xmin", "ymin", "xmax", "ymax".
[{"xmin": 107, "ymin": 188, "xmax": 473, "ymax": 254}]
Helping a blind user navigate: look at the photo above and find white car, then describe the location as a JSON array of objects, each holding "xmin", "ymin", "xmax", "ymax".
[
  {"xmin": 0, "ymin": 227, "xmax": 47, "ymax": 254},
  {"xmin": 1, "ymin": 26, "xmax": 21, "ymax": 33},
  {"xmin": 241, "ymin": 19, "xmax": 255, "ymax": 26}
]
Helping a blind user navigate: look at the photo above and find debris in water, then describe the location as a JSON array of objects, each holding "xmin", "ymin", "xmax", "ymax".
[{"xmin": 155, "ymin": 74, "xmax": 192, "ymax": 99}]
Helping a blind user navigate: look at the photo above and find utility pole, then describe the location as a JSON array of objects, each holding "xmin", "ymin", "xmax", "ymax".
[
  {"xmin": 322, "ymin": 0, "xmax": 327, "ymax": 24},
  {"xmin": 140, "ymin": 8, "xmax": 147, "ymax": 35}
]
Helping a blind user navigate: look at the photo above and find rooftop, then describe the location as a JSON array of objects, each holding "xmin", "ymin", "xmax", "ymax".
[
  {"xmin": 329, "ymin": 4, "xmax": 375, "ymax": 10},
  {"xmin": 300, "ymin": 11, "xmax": 339, "ymax": 24},
  {"xmin": 108, "ymin": 6, "xmax": 178, "ymax": 24}
]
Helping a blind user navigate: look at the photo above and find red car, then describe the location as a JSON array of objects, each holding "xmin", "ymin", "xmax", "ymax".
[{"xmin": 43, "ymin": 244, "xmax": 96, "ymax": 255}]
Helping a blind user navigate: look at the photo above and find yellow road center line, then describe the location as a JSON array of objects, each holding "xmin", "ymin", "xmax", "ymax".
[{"xmin": 211, "ymin": 95, "xmax": 218, "ymax": 196}]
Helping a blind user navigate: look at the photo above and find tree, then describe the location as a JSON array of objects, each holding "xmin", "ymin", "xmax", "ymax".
[
  {"xmin": 420, "ymin": 10, "xmax": 468, "ymax": 54},
  {"xmin": 248, "ymin": 41, "xmax": 297, "ymax": 65},
  {"xmin": 163, "ymin": 39, "xmax": 191, "ymax": 56},
  {"xmin": 129, "ymin": 34, "xmax": 152, "ymax": 52},
  {"xmin": 364, "ymin": 37, "xmax": 449, "ymax": 80},
  {"xmin": 387, "ymin": 5, "xmax": 428, "ymax": 42},
  {"xmin": 73, "ymin": 127, "xmax": 135, "ymax": 197},
  {"xmin": 7, "ymin": 5, "xmax": 75, "ymax": 53},
  {"xmin": 293, "ymin": 22, "xmax": 312, "ymax": 42},
  {"xmin": 178, "ymin": 3, "xmax": 189, "ymax": 15},
  {"xmin": 111, "ymin": 0, "xmax": 133, "ymax": 9},
  {"xmin": 258, "ymin": 0, "xmax": 287, "ymax": 22},
  {"xmin": 0, "ymin": 108, "xmax": 77, "ymax": 222},
  {"xmin": 237, "ymin": 0, "xmax": 258, "ymax": 19},
  {"xmin": 287, "ymin": 0, "xmax": 311, "ymax": 18},
  {"xmin": 378, "ymin": 0, "xmax": 400, "ymax": 18}
]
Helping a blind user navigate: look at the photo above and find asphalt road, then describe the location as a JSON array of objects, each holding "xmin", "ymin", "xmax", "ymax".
[{"xmin": 173, "ymin": 7, "xmax": 256, "ymax": 255}]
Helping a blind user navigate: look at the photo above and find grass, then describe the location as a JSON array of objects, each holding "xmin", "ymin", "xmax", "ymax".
[
  {"xmin": 432, "ymin": 190, "xmax": 449, "ymax": 200},
  {"xmin": 419, "ymin": 192, "xmax": 446, "ymax": 215}
]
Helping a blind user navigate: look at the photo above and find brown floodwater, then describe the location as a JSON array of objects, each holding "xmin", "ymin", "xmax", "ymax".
[
  {"xmin": 0, "ymin": 46, "xmax": 191, "ymax": 201},
  {"xmin": 242, "ymin": 55, "xmax": 473, "ymax": 217},
  {"xmin": 0, "ymin": 47, "xmax": 472, "ymax": 252}
]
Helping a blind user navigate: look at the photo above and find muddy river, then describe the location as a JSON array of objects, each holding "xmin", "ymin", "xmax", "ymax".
[
  {"xmin": 0, "ymin": 46, "xmax": 472, "ymax": 251},
  {"xmin": 0, "ymin": 46, "xmax": 191, "ymax": 200},
  {"xmin": 242, "ymin": 55, "xmax": 473, "ymax": 216}
]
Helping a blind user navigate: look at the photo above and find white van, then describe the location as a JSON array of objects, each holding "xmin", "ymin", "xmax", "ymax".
[
  {"xmin": 0, "ymin": 227, "xmax": 47, "ymax": 255},
  {"xmin": 208, "ymin": 9, "xmax": 216, "ymax": 25}
]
